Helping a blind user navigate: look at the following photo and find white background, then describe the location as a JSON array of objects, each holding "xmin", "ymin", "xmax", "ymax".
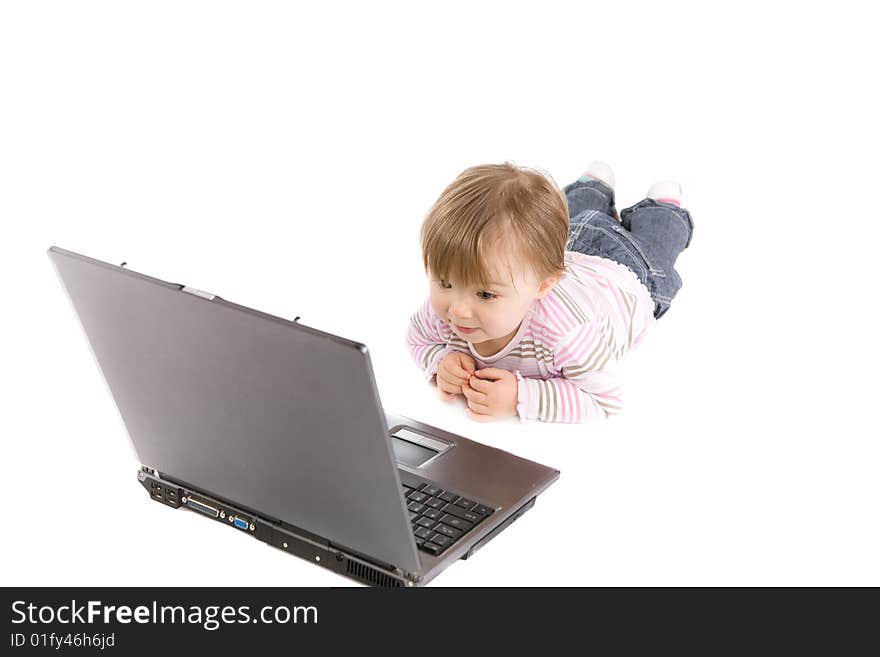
[{"xmin": 2, "ymin": 1, "xmax": 877, "ymax": 586}]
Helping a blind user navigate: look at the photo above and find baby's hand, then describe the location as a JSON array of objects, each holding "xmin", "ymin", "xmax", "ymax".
[
  {"xmin": 461, "ymin": 368, "xmax": 519, "ymax": 421},
  {"xmin": 436, "ymin": 351, "xmax": 476, "ymax": 401}
]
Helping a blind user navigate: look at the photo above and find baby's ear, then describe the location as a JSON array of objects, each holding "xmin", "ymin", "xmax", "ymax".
[{"xmin": 536, "ymin": 274, "xmax": 561, "ymax": 299}]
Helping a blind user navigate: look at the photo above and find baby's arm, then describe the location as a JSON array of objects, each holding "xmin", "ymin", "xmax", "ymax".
[
  {"xmin": 515, "ymin": 323, "xmax": 623, "ymax": 423},
  {"xmin": 405, "ymin": 298, "xmax": 459, "ymax": 382}
]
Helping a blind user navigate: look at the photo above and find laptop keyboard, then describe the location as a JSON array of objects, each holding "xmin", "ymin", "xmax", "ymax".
[{"xmin": 401, "ymin": 481, "xmax": 495, "ymax": 557}]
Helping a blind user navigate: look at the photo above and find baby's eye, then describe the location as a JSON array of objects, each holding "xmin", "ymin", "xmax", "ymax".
[
  {"xmin": 438, "ymin": 279, "xmax": 452, "ymax": 289},
  {"xmin": 478, "ymin": 291, "xmax": 497, "ymax": 301}
]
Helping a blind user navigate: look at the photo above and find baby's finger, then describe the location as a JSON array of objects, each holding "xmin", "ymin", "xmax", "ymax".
[
  {"xmin": 460, "ymin": 355, "xmax": 476, "ymax": 374},
  {"xmin": 437, "ymin": 376, "xmax": 461, "ymax": 395},
  {"xmin": 467, "ymin": 375, "xmax": 492, "ymax": 393},
  {"xmin": 440, "ymin": 360, "xmax": 470, "ymax": 384},
  {"xmin": 461, "ymin": 384, "xmax": 489, "ymax": 405},
  {"xmin": 452, "ymin": 363, "xmax": 475, "ymax": 380},
  {"xmin": 474, "ymin": 367, "xmax": 509, "ymax": 380},
  {"xmin": 465, "ymin": 395, "xmax": 491, "ymax": 414}
]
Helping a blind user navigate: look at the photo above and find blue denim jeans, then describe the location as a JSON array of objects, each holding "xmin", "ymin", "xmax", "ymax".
[{"xmin": 563, "ymin": 178, "xmax": 694, "ymax": 318}]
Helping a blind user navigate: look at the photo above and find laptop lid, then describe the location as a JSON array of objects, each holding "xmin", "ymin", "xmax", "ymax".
[{"xmin": 48, "ymin": 246, "xmax": 421, "ymax": 574}]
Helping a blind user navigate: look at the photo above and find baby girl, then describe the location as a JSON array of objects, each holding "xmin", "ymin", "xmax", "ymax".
[{"xmin": 405, "ymin": 161, "xmax": 694, "ymax": 423}]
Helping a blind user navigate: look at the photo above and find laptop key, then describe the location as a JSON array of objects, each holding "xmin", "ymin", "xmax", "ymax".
[
  {"xmin": 454, "ymin": 497, "xmax": 476, "ymax": 510},
  {"xmin": 425, "ymin": 497, "xmax": 445, "ymax": 509},
  {"xmin": 416, "ymin": 517, "xmax": 437, "ymax": 529},
  {"xmin": 407, "ymin": 501, "xmax": 426, "ymax": 514},
  {"xmin": 421, "ymin": 542, "xmax": 444, "ymax": 556},
  {"xmin": 408, "ymin": 511, "xmax": 418, "ymax": 520},
  {"xmin": 441, "ymin": 503, "xmax": 481, "ymax": 524},
  {"xmin": 408, "ymin": 491, "xmax": 428, "ymax": 503},
  {"xmin": 423, "ymin": 485, "xmax": 442, "ymax": 496},
  {"xmin": 473, "ymin": 504, "xmax": 494, "ymax": 516},
  {"xmin": 414, "ymin": 526, "xmax": 433, "ymax": 539},
  {"xmin": 429, "ymin": 533, "xmax": 452, "ymax": 547},
  {"xmin": 439, "ymin": 491, "xmax": 459, "ymax": 503},
  {"xmin": 422, "ymin": 508, "xmax": 442, "ymax": 520},
  {"xmin": 434, "ymin": 523, "xmax": 463, "ymax": 539},
  {"xmin": 439, "ymin": 514, "xmax": 473, "ymax": 532}
]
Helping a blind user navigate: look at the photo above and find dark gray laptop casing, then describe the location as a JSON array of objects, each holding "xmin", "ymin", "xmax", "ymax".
[{"xmin": 48, "ymin": 246, "xmax": 560, "ymax": 586}]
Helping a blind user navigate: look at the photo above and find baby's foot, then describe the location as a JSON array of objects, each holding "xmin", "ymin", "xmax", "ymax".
[
  {"xmin": 647, "ymin": 180, "xmax": 682, "ymax": 207},
  {"xmin": 577, "ymin": 160, "xmax": 615, "ymax": 191}
]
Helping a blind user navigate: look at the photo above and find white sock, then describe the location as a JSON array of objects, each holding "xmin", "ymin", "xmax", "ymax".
[
  {"xmin": 647, "ymin": 180, "xmax": 682, "ymax": 206},
  {"xmin": 577, "ymin": 160, "xmax": 615, "ymax": 190}
]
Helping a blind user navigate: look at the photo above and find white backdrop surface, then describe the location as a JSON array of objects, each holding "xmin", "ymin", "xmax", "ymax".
[{"xmin": 1, "ymin": 1, "xmax": 877, "ymax": 586}]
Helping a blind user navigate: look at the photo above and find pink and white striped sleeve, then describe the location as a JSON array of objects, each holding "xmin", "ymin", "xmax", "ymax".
[
  {"xmin": 515, "ymin": 321, "xmax": 623, "ymax": 424},
  {"xmin": 405, "ymin": 299, "xmax": 459, "ymax": 382}
]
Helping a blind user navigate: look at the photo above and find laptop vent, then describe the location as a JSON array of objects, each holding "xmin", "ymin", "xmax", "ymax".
[{"xmin": 346, "ymin": 560, "xmax": 403, "ymax": 588}]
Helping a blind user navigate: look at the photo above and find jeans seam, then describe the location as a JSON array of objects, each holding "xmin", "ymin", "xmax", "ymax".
[
  {"xmin": 568, "ymin": 180, "xmax": 611, "ymax": 198},
  {"xmin": 608, "ymin": 223, "xmax": 657, "ymax": 273},
  {"xmin": 566, "ymin": 210, "xmax": 597, "ymax": 250},
  {"xmin": 581, "ymin": 224, "xmax": 649, "ymax": 284},
  {"xmin": 574, "ymin": 184, "xmax": 609, "ymax": 200}
]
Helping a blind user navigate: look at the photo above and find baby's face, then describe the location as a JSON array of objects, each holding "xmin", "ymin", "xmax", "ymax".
[{"xmin": 428, "ymin": 250, "xmax": 556, "ymax": 349}]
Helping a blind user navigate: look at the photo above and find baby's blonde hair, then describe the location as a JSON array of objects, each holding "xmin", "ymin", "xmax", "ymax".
[{"xmin": 420, "ymin": 162, "xmax": 569, "ymax": 290}]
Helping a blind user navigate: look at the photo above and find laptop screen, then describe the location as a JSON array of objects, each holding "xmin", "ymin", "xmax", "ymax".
[{"xmin": 48, "ymin": 246, "xmax": 422, "ymax": 574}]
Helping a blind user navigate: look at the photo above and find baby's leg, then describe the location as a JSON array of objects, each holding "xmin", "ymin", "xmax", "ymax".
[{"xmin": 619, "ymin": 181, "xmax": 694, "ymax": 318}]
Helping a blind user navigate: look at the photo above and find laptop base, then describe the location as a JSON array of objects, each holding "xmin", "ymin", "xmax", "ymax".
[
  {"xmin": 460, "ymin": 496, "xmax": 536, "ymax": 560},
  {"xmin": 138, "ymin": 469, "xmax": 414, "ymax": 587},
  {"xmin": 138, "ymin": 467, "xmax": 542, "ymax": 586}
]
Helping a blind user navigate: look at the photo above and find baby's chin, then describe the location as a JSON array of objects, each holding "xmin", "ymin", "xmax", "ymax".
[{"xmin": 459, "ymin": 330, "xmax": 496, "ymax": 345}]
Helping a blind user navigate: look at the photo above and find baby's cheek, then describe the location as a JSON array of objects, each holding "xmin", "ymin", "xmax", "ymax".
[
  {"xmin": 483, "ymin": 316, "xmax": 510, "ymax": 336},
  {"xmin": 429, "ymin": 298, "xmax": 450, "ymax": 325}
]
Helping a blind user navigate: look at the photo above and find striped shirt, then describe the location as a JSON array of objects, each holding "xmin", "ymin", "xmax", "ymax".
[{"xmin": 405, "ymin": 251, "xmax": 656, "ymax": 423}]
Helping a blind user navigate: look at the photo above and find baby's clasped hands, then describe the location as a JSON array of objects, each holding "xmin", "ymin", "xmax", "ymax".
[
  {"xmin": 436, "ymin": 351, "xmax": 475, "ymax": 401},
  {"xmin": 437, "ymin": 351, "xmax": 517, "ymax": 422},
  {"xmin": 461, "ymin": 368, "xmax": 518, "ymax": 422}
]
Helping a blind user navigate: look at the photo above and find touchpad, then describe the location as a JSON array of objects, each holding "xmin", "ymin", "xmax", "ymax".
[
  {"xmin": 391, "ymin": 436, "xmax": 437, "ymax": 467},
  {"xmin": 390, "ymin": 427, "xmax": 453, "ymax": 468}
]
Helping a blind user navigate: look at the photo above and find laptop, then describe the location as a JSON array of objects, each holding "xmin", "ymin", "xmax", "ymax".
[{"xmin": 48, "ymin": 246, "xmax": 560, "ymax": 587}]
